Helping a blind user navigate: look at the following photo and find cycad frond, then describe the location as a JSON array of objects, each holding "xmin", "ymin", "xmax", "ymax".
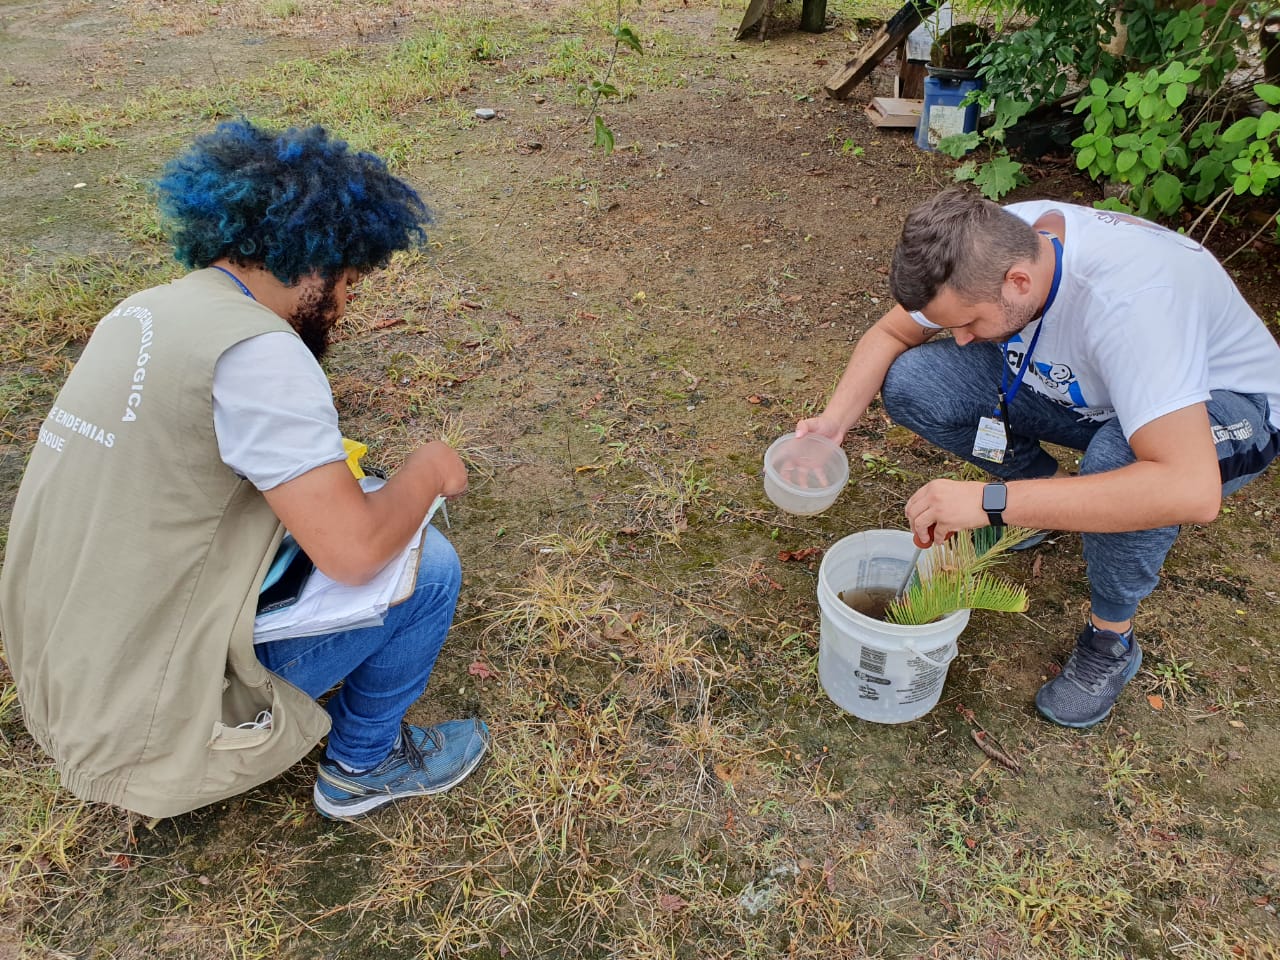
[{"xmin": 886, "ymin": 526, "xmax": 1035, "ymax": 625}]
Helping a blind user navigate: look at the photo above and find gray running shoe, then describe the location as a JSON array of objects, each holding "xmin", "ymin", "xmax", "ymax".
[
  {"xmin": 1009, "ymin": 530, "xmax": 1050, "ymax": 551},
  {"xmin": 1035, "ymin": 625, "xmax": 1142, "ymax": 728},
  {"xmin": 314, "ymin": 719, "xmax": 490, "ymax": 820}
]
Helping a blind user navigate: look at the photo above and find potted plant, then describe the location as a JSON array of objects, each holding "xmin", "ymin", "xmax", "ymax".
[{"xmin": 928, "ymin": 22, "xmax": 991, "ymax": 80}]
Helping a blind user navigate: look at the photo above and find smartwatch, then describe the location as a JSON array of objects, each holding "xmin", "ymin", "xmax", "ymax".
[{"xmin": 981, "ymin": 482, "xmax": 1007, "ymax": 528}]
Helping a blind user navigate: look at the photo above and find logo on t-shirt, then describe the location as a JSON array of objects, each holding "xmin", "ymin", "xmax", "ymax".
[
  {"xmin": 1089, "ymin": 210, "xmax": 1204, "ymax": 252},
  {"xmin": 1004, "ymin": 336, "xmax": 1116, "ymax": 423}
]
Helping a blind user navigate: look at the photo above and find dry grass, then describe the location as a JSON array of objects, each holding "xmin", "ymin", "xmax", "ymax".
[{"xmin": 2, "ymin": 0, "xmax": 1279, "ymax": 957}]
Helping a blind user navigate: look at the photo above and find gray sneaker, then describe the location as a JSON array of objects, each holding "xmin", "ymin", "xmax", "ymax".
[
  {"xmin": 1035, "ymin": 625, "xmax": 1142, "ymax": 728},
  {"xmin": 1009, "ymin": 530, "xmax": 1050, "ymax": 552},
  {"xmin": 314, "ymin": 719, "xmax": 491, "ymax": 820}
]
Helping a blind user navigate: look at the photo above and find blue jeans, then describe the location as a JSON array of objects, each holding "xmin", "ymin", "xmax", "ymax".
[
  {"xmin": 255, "ymin": 526, "xmax": 462, "ymax": 770},
  {"xmin": 882, "ymin": 339, "xmax": 1279, "ymax": 622}
]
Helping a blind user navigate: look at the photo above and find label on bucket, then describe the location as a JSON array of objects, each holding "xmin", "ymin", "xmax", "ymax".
[
  {"xmin": 858, "ymin": 646, "xmax": 887, "ymax": 674},
  {"xmin": 897, "ymin": 643, "xmax": 954, "ymax": 705},
  {"xmin": 926, "ymin": 105, "xmax": 967, "ymax": 146},
  {"xmin": 901, "ymin": 664, "xmax": 945, "ymax": 703}
]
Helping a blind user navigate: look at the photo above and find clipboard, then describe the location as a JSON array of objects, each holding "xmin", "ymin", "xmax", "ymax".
[
  {"xmin": 389, "ymin": 494, "xmax": 446, "ymax": 606},
  {"xmin": 390, "ymin": 528, "xmax": 426, "ymax": 606}
]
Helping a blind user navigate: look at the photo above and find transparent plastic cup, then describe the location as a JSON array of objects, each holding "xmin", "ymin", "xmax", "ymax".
[{"xmin": 763, "ymin": 432, "xmax": 849, "ymax": 515}]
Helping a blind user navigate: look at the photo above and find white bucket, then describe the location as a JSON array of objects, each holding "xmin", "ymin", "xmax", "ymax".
[{"xmin": 816, "ymin": 530, "xmax": 969, "ymax": 724}]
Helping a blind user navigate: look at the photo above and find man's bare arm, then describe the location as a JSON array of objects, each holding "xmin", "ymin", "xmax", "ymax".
[
  {"xmin": 797, "ymin": 305, "xmax": 936, "ymax": 442},
  {"xmin": 904, "ymin": 403, "xmax": 1222, "ymax": 543},
  {"xmin": 263, "ymin": 440, "xmax": 467, "ymax": 585}
]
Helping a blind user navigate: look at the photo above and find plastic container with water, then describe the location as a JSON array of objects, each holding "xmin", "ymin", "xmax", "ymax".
[
  {"xmin": 816, "ymin": 529, "xmax": 969, "ymax": 724},
  {"xmin": 763, "ymin": 433, "xmax": 849, "ymax": 516},
  {"xmin": 915, "ymin": 69, "xmax": 983, "ymax": 152}
]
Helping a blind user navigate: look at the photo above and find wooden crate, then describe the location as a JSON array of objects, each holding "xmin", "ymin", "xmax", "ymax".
[{"xmin": 865, "ymin": 97, "xmax": 923, "ymax": 129}]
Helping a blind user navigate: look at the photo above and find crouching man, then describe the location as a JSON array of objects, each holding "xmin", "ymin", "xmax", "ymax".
[
  {"xmin": 1, "ymin": 120, "xmax": 489, "ymax": 819},
  {"xmin": 798, "ymin": 188, "xmax": 1280, "ymax": 727}
]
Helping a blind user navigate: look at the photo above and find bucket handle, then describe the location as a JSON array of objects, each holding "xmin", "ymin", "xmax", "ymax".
[{"xmin": 902, "ymin": 639, "xmax": 958, "ymax": 669}]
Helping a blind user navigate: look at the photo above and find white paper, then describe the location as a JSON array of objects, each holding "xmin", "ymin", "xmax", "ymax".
[{"xmin": 253, "ymin": 493, "xmax": 447, "ymax": 644}]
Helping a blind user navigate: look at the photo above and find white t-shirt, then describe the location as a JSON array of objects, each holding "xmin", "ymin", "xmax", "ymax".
[
  {"xmin": 212, "ymin": 332, "xmax": 347, "ymax": 490},
  {"xmin": 911, "ymin": 201, "xmax": 1280, "ymax": 439}
]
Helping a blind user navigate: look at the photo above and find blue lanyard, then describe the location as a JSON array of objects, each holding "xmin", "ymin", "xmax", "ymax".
[
  {"xmin": 211, "ymin": 265, "xmax": 256, "ymax": 301},
  {"xmin": 994, "ymin": 235, "xmax": 1062, "ymax": 418}
]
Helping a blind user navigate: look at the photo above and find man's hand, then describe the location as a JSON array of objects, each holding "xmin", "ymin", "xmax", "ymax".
[
  {"xmin": 794, "ymin": 410, "xmax": 848, "ymax": 444},
  {"xmin": 405, "ymin": 440, "xmax": 468, "ymax": 499},
  {"xmin": 905, "ymin": 479, "xmax": 986, "ymax": 546}
]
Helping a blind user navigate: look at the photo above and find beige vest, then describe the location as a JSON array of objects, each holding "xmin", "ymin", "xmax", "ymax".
[{"xmin": 0, "ymin": 269, "xmax": 331, "ymax": 817}]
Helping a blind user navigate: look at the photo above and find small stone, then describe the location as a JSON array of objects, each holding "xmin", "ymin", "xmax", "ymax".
[{"xmin": 474, "ymin": 108, "xmax": 497, "ymax": 120}]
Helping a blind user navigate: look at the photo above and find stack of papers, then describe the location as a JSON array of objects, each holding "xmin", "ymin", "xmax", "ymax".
[{"xmin": 253, "ymin": 493, "xmax": 445, "ymax": 644}]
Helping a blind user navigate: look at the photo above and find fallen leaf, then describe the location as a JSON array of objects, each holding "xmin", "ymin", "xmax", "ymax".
[
  {"xmin": 658, "ymin": 893, "xmax": 688, "ymax": 913},
  {"xmin": 1146, "ymin": 694, "xmax": 1165, "ymax": 710},
  {"xmin": 602, "ymin": 616, "xmax": 632, "ymax": 641},
  {"xmin": 1031, "ymin": 554, "xmax": 1043, "ymax": 579},
  {"xmin": 777, "ymin": 546, "xmax": 822, "ymax": 563},
  {"xmin": 110, "ymin": 853, "xmax": 133, "ymax": 870},
  {"xmin": 468, "ymin": 661, "xmax": 496, "ymax": 681},
  {"xmin": 713, "ymin": 762, "xmax": 743, "ymax": 786},
  {"xmin": 1228, "ymin": 719, "xmax": 1246, "ymax": 729},
  {"xmin": 964, "ymin": 837, "xmax": 977, "ymax": 849},
  {"xmin": 823, "ymin": 857, "xmax": 836, "ymax": 892}
]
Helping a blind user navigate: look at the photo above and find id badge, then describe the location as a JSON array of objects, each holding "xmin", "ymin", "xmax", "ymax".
[{"xmin": 973, "ymin": 416, "xmax": 1008, "ymax": 464}]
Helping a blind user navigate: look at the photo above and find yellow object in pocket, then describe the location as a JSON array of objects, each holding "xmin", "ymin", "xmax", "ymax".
[{"xmin": 342, "ymin": 438, "xmax": 368, "ymax": 479}]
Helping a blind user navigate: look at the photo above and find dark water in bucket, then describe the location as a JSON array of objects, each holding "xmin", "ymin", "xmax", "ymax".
[{"xmin": 839, "ymin": 587, "xmax": 897, "ymax": 621}]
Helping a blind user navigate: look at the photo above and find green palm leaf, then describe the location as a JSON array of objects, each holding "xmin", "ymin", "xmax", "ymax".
[{"xmin": 886, "ymin": 526, "xmax": 1035, "ymax": 625}]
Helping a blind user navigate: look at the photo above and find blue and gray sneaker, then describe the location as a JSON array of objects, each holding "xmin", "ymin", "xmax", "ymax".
[
  {"xmin": 1009, "ymin": 530, "xmax": 1051, "ymax": 552},
  {"xmin": 314, "ymin": 719, "xmax": 491, "ymax": 820},
  {"xmin": 1035, "ymin": 625, "xmax": 1142, "ymax": 728}
]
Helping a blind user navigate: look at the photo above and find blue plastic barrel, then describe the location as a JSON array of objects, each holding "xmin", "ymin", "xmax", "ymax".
[{"xmin": 915, "ymin": 72, "xmax": 983, "ymax": 151}]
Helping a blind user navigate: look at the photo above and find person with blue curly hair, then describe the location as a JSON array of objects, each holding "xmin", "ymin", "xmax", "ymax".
[{"xmin": 1, "ymin": 119, "xmax": 490, "ymax": 821}]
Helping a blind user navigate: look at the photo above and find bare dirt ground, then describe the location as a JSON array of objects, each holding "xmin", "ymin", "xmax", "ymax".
[{"xmin": 2, "ymin": 1, "xmax": 1279, "ymax": 957}]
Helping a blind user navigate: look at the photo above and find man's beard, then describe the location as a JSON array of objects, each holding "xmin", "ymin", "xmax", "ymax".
[
  {"xmin": 290, "ymin": 275, "xmax": 341, "ymax": 360},
  {"xmin": 996, "ymin": 291, "xmax": 1041, "ymax": 341}
]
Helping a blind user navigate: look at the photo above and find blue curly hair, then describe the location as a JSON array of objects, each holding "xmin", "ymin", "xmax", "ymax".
[{"xmin": 154, "ymin": 119, "xmax": 430, "ymax": 284}]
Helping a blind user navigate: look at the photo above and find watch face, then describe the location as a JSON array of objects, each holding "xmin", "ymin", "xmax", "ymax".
[{"xmin": 982, "ymin": 484, "xmax": 1007, "ymax": 511}]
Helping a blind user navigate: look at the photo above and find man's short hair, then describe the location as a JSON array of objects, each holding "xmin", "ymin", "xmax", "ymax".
[
  {"xmin": 154, "ymin": 119, "xmax": 430, "ymax": 284},
  {"xmin": 889, "ymin": 187, "xmax": 1040, "ymax": 310}
]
